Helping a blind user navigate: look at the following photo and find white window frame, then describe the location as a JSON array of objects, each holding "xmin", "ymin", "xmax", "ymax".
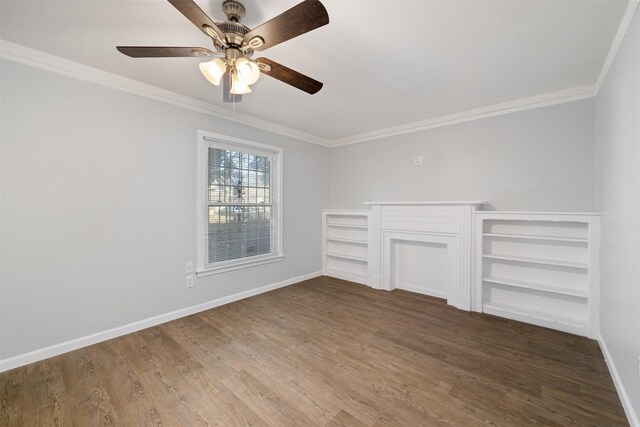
[{"xmin": 196, "ymin": 130, "xmax": 284, "ymax": 276}]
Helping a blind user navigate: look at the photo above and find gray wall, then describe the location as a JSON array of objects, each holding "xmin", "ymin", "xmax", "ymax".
[
  {"xmin": 595, "ymin": 10, "xmax": 640, "ymax": 422},
  {"xmin": 328, "ymin": 99, "xmax": 596, "ymax": 211},
  {"xmin": 0, "ymin": 60, "xmax": 330, "ymax": 360}
]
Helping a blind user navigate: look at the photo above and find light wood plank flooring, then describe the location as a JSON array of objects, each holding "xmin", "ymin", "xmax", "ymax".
[{"xmin": 0, "ymin": 276, "xmax": 628, "ymax": 426}]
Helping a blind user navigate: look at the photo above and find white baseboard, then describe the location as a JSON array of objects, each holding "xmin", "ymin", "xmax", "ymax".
[
  {"xmin": 0, "ymin": 271, "xmax": 322, "ymax": 373},
  {"xmin": 395, "ymin": 282, "xmax": 448, "ymax": 299},
  {"xmin": 324, "ymin": 270, "xmax": 368, "ymax": 286},
  {"xmin": 598, "ymin": 334, "xmax": 639, "ymax": 427}
]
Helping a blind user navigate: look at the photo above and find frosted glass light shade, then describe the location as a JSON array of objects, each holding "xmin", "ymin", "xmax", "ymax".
[
  {"xmin": 199, "ymin": 58, "xmax": 227, "ymax": 86},
  {"xmin": 230, "ymin": 76, "xmax": 252, "ymax": 94},
  {"xmin": 235, "ymin": 57, "xmax": 260, "ymax": 85}
]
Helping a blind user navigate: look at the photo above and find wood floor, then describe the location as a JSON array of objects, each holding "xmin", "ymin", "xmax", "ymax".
[{"xmin": 0, "ymin": 276, "xmax": 628, "ymax": 426}]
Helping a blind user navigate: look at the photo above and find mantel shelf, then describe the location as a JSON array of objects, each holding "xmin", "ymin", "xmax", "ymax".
[{"xmin": 364, "ymin": 201, "xmax": 485, "ymax": 206}]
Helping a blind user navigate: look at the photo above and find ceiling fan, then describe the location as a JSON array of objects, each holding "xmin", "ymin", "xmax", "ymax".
[{"xmin": 117, "ymin": 0, "xmax": 329, "ymax": 102}]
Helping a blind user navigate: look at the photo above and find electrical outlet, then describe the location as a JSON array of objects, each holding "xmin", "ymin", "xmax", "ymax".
[
  {"xmin": 185, "ymin": 275, "xmax": 194, "ymax": 288},
  {"xmin": 185, "ymin": 261, "xmax": 194, "ymax": 274},
  {"xmin": 414, "ymin": 155, "xmax": 424, "ymax": 166}
]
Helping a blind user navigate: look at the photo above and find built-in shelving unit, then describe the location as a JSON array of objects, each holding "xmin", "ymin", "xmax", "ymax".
[
  {"xmin": 474, "ymin": 212, "xmax": 600, "ymax": 338},
  {"xmin": 322, "ymin": 210, "xmax": 370, "ymax": 285}
]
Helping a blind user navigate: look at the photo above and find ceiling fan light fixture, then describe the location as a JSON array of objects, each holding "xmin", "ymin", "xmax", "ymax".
[
  {"xmin": 230, "ymin": 76, "xmax": 252, "ymax": 94},
  {"xmin": 199, "ymin": 58, "xmax": 227, "ymax": 86},
  {"xmin": 235, "ymin": 57, "xmax": 260, "ymax": 85},
  {"xmin": 119, "ymin": 0, "xmax": 329, "ymax": 101}
]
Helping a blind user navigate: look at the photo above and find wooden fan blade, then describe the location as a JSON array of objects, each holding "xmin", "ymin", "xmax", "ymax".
[
  {"xmin": 244, "ymin": 0, "xmax": 329, "ymax": 51},
  {"xmin": 116, "ymin": 46, "xmax": 215, "ymax": 58},
  {"xmin": 167, "ymin": 0, "xmax": 227, "ymax": 44},
  {"xmin": 256, "ymin": 58, "xmax": 323, "ymax": 94}
]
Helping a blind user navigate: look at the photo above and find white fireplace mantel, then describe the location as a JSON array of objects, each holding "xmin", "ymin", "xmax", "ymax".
[
  {"xmin": 366, "ymin": 201, "xmax": 484, "ymax": 311},
  {"xmin": 364, "ymin": 201, "xmax": 485, "ymax": 206}
]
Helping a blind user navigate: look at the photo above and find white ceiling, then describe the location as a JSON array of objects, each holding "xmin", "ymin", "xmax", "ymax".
[{"xmin": 0, "ymin": 0, "xmax": 629, "ymax": 144}]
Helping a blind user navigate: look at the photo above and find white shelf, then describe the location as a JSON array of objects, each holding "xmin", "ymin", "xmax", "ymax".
[
  {"xmin": 326, "ymin": 223, "xmax": 368, "ymax": 229},
  {"xmin": 364, "ymin": 201, "xmax": 485, "ymax": 206},
  {"xmin": 483, "ymin": 233, "xmax": 588, "ymax": 244},
  {"xmin": 476, "ymin": 211, "xmax": 600, "ymax": 216},
  {"xmin": 483, "ymin": 277, "xmax": 588, "ymax": 298},
  {"xmin": 483, "ymin": 302, "xmax": 587, "ymax": 335},
  {"xmin": 475, "ymin": 212, "xmax": 599, "ymax": 338},
  {"xmin": 323, "ymin": 211, "xmax": 370, "ymax": 287},
  {"xmin": 325, "ymin": 237, "xmax": 368, "ymax": 245},
  {"xmin": 322, "ymin": 209, "xmax": 370, "ymax": 285},
  {"xmin": 483, "ymin": 254, "xmax": 588, "ymax": 270},
  {"xmin": 326, "ymin": 252, "xmax": 368, "ymax": 263}
]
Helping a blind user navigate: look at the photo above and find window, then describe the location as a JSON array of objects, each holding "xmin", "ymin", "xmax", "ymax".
[{"xmin": 197, "ymin": 131, "xmax": 283, "ymax": 275}]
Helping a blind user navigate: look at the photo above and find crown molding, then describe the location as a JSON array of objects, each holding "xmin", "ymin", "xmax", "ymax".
[
  {"xmin": 0, "ymin": 40, "xmax": 331, "ymax": 147},
  {"xmin": 594, "ymin": 0, "xmax": 639, "ymax": 94},
  {"xmin": 3, "ymin": 5, "xmax": 637, "ymax": 151},
  {"xmin": 326, "ymin": 2, "xmax": 639, "ymax": 148},
  {"xmin": 328, "ymin": 84, "xmax": 597, "ymax": 147}
]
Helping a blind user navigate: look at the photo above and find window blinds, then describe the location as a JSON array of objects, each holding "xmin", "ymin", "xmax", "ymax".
[{"xmin": 199, "ymin": 136, "xmax": 280, "ymax": 270}]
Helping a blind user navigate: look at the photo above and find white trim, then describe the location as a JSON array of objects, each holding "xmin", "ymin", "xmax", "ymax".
[
  {"xmin": 330, "ymin": 0, "xmax": 637, "ymax": 149},
  {"xmin": 322, "ymin": 209, "xmax": 371, "ymax": 215},
  {"xmin": 382, "ymin": 230, "xmax": 459, "ymax": 305},
  {"xmin": 474, "ymin": 211, "xmax": 600, "ymax": 216},
  {"xmin": 365, "ymin": 201, "xmax": 485, "ymax": 206},
  {"xmin": 2, "ymin": 0, "xmax": 637, "ymax": 150},
  {"xmin": 0, "ymin": 40, "xmax": 598, "ymax": 149},
  {"xmin": 0, "ymin": 40, "xmax": 329, "ymax": 147},
  {"xmin": 196, "ymin": 255, "xmax": 284, "ymax": 276},
  {"xmin": 324, "ymin": 269, "xmax": 368, "ymax": 286},
  {"xmin": 0, "ymin": 271, "xmax": 322, "ymax": 373},
  {"xmin": 395, "ymin": 283, "xmax": 448, "ymax": 299},
  {"xmin": 330, "ymin": 0, "xmax": 636, "ymax": 149},
  {"xmin": 200, "ymin": 131, "xmax": 285, "ymax": 155},
  {"xmin": 329, "ymin": 85, "xmax": 597, "ymax": 147},
  {"xmin": 594, "ymin": 1, "xmax": 640, "ymax": 94},
  {"xmin": 197, "ymin": 130, "xmax": 284, "ymax": 274},
  {"xmin": 331, "ymin": 0, "xmax": 640, "ymax": 150},
  {"xmin": 598, "ymin": 334, "xmax": 640, "ymax": 427}
]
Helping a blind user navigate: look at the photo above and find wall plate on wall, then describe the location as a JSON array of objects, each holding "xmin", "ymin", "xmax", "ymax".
[{"xmin": 185, "ymin": 275, "xmax": 194, "ymax": 288}]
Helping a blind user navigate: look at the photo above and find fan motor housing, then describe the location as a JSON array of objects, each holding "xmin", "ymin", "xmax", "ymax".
[
  {"xmin": 214, "ymin": 1, "xmax": 252, "ymax": 54},
  {"xmin": 222, "ymin": 0, "xmax": 245, "ymax": 22},
  {"xmin": 218, "ymin": 21, "xmax": 249, "ymax": 44}
]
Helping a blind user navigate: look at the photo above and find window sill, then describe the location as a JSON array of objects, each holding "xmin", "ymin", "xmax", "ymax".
[{"xmin": 196, "ymin": 254, "xmax": 285, "ymax": 277}]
